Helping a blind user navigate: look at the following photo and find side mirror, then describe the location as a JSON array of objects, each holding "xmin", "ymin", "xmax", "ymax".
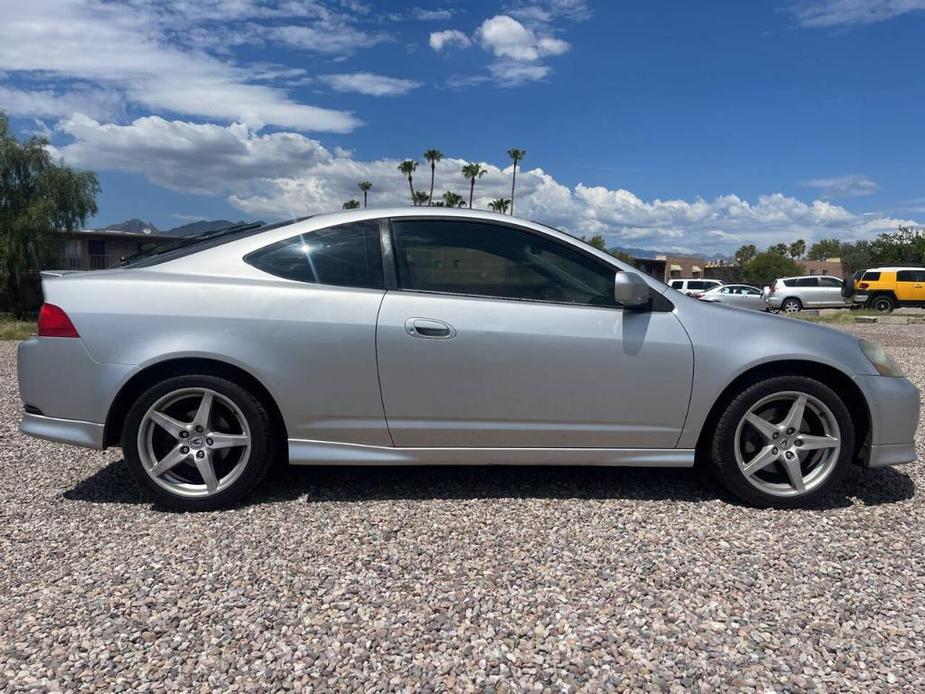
[{"xmin": 614, "ymin": 272, "xmax": 652, "ymax": 310}]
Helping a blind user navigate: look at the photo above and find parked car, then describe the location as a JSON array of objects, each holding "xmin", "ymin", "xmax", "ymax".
[
  {"xmin": 844, "ymin": 267, "xmax": 925, "ymax": 313},
  {"xmin": 17, "ymin": 209, "xmax": 920, "ymax": 510},
  {"xmin": 764, "ymin": 275, "xmax": 847, "ymax": 312},
  {"xmin": 699, "ymin": 284, "xmax": 767, "ymax": 311},
  {"xmin": 668, "ymin": 278, "xmax": 724, "ymax": 297}
]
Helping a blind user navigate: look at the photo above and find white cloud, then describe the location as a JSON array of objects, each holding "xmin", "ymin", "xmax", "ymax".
[
  {"xmin": 266, "ymin": 24, "xmax": 390, "ymax": 55},
  {"xmin": 318, "ymin": 73, "xmax": 422, "ymax": 97},
  {"xmin": 801, "ymin": 174, "xmax": 878, "ymax": 197},
  {"xmin": 0, "ymin": 85, "xmax": 124, "ymax": 121},
  {"xmin": 413, "ymin": 8, "xmax": 456, "ymax": 21},
  {"xmin": 52, "ymin": 114, "xmax": 920, "ymax": 255},
  {"xmin": 790, "ymin": 0, "xmax": 925, "ymax": 27},
  {"xmin": 429, "ymin": 29, "xmax": 473, "ymax": 51},
  {"xmin": 488, "ymin": 61, "xmax": 551, "ymax": 85},
  {"xmin": 477, "ymin": 15, "xmax": 570, "ymax": 61},
  {"xmin": 0, "ymin": 0, "xmax": 363, "ymax": 132}
]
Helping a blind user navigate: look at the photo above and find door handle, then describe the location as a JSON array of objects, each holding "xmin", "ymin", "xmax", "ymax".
[{"xmin": 404, "ymin": 317, "xmax": 457, "ymax": 339}]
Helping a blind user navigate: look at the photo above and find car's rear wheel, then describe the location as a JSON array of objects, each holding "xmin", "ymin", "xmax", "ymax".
[
  {"xmin": 781, "ymin": 297, "xmax": 802, "ymax": 313},
  {"xmin": 710, "ymin": 376, "xmax": 854, "ymax": 508},
  {"xmin": 870, "ymin": 294, "xmax": 894, "ymax": 313},
  {"xmin": 123, "ymin": 375, "xmax": 276, "ymax": 510}
]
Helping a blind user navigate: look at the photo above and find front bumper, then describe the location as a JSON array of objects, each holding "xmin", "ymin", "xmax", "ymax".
[
  {"xmin": 855, "ymin": 374, "xmax": 921, "ymax": 467},
  {"xmin": 20, "ymin": 412, "xmax": 105, "ymax": 449}
]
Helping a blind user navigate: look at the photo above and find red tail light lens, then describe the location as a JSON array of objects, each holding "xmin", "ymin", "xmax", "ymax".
[
  {"xmin": 769, "ymin": 285, "xmax": 776, "ymax": 294},
  {"xmin": 37, "ymin": 303, "xmax": 79, "ymax": 338},
  {"xmin": 859, "ymin": 282, "xmax": 869, "ymax": 289}
]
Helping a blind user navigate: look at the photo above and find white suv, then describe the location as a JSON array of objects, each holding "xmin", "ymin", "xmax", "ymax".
[
  {"xmin": 669, "ymin": 278, "xmax": 724, "ymax": 297},
  {"xmin": 765, "ymin": 275, "xmax": 847, "ymax": 312}
]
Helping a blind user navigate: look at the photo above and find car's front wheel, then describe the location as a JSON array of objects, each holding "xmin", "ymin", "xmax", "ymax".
[
  {"xmin": 709, "ymin": 376, "xmax": 854, "ymax": 508},
  {"xmin": 123, "ymin": 374, "xmax": 276, "ymax": 510}
]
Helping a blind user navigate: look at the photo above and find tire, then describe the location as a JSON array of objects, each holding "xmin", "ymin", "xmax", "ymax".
[
  {"xmin": 780, "ymin": 297, "xmax": 802, "ymax": 313},
  {"xmin": 870, "ymin": 295, "xmax": 894, "ymax": 313},
  {"xmin": 709, "ymin": 375, "xmax": 854, "ymax": 508},
  {"xmin": 123, "ymin": 374, "xmax": 277, "ymax": 510}
]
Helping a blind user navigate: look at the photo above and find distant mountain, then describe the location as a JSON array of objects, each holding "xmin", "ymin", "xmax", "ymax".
[
  {"xmin": 165, "ymin": 219, "xmax": 246, "ymax": 237},
  {"xmin": 100, "ymin": 218, "xmax": 160, "ymax": 234},
  {"xmin": 611, "ymin": 246, "xmax": 659, "ymax": 259}
]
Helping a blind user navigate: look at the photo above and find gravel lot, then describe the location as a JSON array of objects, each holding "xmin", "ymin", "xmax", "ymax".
[{"xmin": 1, "ymin": 324, "xmax": 923, "ymax": 692}]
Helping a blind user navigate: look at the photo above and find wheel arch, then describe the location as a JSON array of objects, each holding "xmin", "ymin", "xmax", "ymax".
[
  {"xmin": 104, "ymin": 357, "xmax": 288, "ymax": 449},
  {"xmin": 694, "ymin": 359, "xmax": 871, "ymax": 465},
  {"xmin": 780, "ymin": 296, "xmax": 803, "ymax": 309}
]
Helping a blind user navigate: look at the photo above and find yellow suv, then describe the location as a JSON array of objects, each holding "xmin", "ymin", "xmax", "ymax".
[{"xmin": 847, "ymin": 266, "xmax": 925, "ymax": 312}]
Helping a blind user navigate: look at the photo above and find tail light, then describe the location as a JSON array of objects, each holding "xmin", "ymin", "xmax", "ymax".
[
  {"xmin": 859, "ymin": 282, "xmax": 869, "ymax": 289},
  {"xmin": 769, "ymin": 284, "xmax": 776, "ymax": 295},
  {"xmin": 37, "ymin": 303, "xmax": 80, "ymax": 338}
]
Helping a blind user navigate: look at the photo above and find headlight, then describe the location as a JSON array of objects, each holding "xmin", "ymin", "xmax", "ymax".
[{"xmin": 859, "ymin": 339, "xmax": 904, "ymax": 378}]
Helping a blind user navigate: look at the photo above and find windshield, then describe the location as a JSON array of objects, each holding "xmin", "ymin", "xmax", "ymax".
[{"xmin": 118, "ymin": 217, "xmax": 311, "ymax": 268}]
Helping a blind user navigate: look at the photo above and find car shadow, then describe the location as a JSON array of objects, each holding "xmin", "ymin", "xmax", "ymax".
[{"xmin": 64, "ymin": 458, "xmax": 916, "ymax": 511}]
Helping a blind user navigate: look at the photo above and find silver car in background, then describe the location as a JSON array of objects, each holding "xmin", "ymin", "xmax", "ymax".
[
  {"xmin": 17, "ymin": 209, "xmax": 920, "ymax": 510},
  {"xmin": 765, "ymin": 275, "xmax": 848, "ymax": 312},
  {"xmin": 699, "ymin": 284, "xmax": 766, "ymax": 311}
]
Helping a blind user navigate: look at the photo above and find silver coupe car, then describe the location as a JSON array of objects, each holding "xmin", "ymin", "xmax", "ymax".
[{"xmin": 18, "ymin": 209, "xmax": 920, "ymax": 510}]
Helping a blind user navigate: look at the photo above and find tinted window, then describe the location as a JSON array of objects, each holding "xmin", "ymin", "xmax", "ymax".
[
  {"xmin": 687, "ymin": 281, "xmax": 707, "ymax": 290},
  {"xmin": 245, "ymin": 220, "xmax": 383, "ymax": 289},
  {"xmin": 783, "ymin": 279, "xmax": 797, "ymax": 287},
  {"xmin": 897, "ymin": 270, "xmax": 925, "ymax": 282},
  {"xmin": 795, "ymin": 277, "xmax": 818, "ymax": 287},
  {"xmin": 392, "ymin": 219, "xmax": 620, "ymax": 307},
  {"xmin": 862, "ymin": 271, "xmax": 881, "ymax": 281},
  {"xmin": 670, "ymin": 280, "xmax": 684, "ymax": 289},
  {"xmin": 819, "ymin": 277, "xmax": 842, "ymax": 287}
]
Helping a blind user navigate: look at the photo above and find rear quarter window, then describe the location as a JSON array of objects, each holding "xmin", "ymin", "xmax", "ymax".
[
  {"xmin": 782, "ymin": 279, "xmax": 797, "ymax": 287},
  {"xmin": 862, "ymin": 271, "xmax": 881, "ymax": 281}
]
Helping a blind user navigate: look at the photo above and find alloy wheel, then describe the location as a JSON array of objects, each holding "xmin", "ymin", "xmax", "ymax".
[
  {"xmin": 137, "ymin": 387, "xmax": 251, "ymax": 498},
  {"xmin": 733, "ymin": 390, "xmax": 841, "ymax": 497},
  {"xmin": 782, "ymin": 300, "xmax": 801, "ymax": 313}
]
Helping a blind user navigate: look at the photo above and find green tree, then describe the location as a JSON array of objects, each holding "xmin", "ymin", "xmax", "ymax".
[
  {"xmin": 582, "ymin": 233, "xmax": 607, "ymax": 251},
  {"xmin": 423, "ymin": 149, "xmax": 443, "ymax": 207},
  {"xmin": 442, "ymin": 191, "xmax": 466, "ymax": 208},
  {"xmin": 506, "ymin": 148, "xmax": 525, "ymax": 216},
  {"xmin": 789, "ymin": 239, "xmax": 806, "ymax": 259},
  {"xmin": 807, "ymin": 238, "xmax": 841, "ymax": 260},
  {"xmin": 769, "ymin": 242, "xmax": 789, "ymax": 257},
  {"xmin": 839, "ymin": 240, "xmax": 872, "ymax": 275},
  {"xmin": 488, "ymin": 197, "xmax": 511, "ymax": 213},
  {"xmin": 609, "ymin": 249, "xmax": 636, "ymax": 265},
  {"xmin": 397, "ymin": 160, "xmax": 418, "ymax": 205},
  {"xmin": 461, "ymin": 162, "xmax": 487, "ymax": 209},
  {"xmin": 357, "ymin": 181, "xmax": 372, "ymax": 208},
  {"xmin": 869, "ymin": 225, "xmax": 925, "ymax": 266},
  {"xmin": 412, "ymin": 191, "xmax": 430, "ymax": 206},
  {"xmin": 742, "ymin": 251, "xmax": 804, "ymax": 286},
  {"xmin": 0, "ymin": 114, "xmax": 99, "ymax": 316},
  {"xmin": 734, "ymin": 244, "xmax": 757, "ymax": 266},
  {"xmin": 342, "ymin": 199, "xmax": 361, "ymax": 209}
]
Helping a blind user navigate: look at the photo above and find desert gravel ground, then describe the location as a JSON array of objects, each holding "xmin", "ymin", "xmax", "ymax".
[{"xmin": 1, "ymin": 324, "xmax": 923, "ymax": 692}]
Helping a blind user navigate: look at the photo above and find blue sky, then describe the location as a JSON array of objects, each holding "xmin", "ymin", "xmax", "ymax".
[{"xmin": 1, "ymin": 0, "xmax": 923, "ymax": 254}]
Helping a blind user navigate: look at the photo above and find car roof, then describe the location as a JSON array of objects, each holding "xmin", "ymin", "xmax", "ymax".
[
  {"xmin": 777, "ymin": 275, "xmax": 842, "ymax": 280},
  {"xmin": 864, "ymin": 266, "xmax": 925, "ymax": 272}
]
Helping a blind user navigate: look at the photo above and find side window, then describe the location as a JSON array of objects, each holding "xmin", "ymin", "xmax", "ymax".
[
  {"xmin": 819, "ymin": 277, "xmax": 842, "ymax": 287},
  {"xmin": 896, "ymin": 270, "xmax": 925, "ymax": 282},
  {"xmin": 687, "ymin": 281, "xmax": 706, "ymax": 291},
  {"xmin": 245, "ymin": 220, "xmax": 384, "ymax": 289},
  {"xmin": 862, "ymin": 271, "xmax": 881, "ymax": 281},
  {"xmin": 795, "ymin": 277, "xmax": 818, "ymax": 287},
  {"xmin": 719, "ymin": 287, "xmax": 731, "ymax": 294},
  {"xmin": 670, "ymin": 280, "xmax": 684, "ymax": 289},
  {"xmin": 745, "ymin": 287, "xmax": 761, "ymax": 295},
  {"xmin": 391, "ymin": 219, "xmax": 620, "ymax": 307},
  {"xmin": 783, "ymin": 279, "xmax": 797, "ymax": 287}
]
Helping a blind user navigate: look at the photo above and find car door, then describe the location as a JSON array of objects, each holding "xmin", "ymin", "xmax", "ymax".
[
  {"xmin": 896, "ymin": 270, "xmax": 925, "ymax": 303},
  {"xmin": 794, "ymin": 277, "xmax": 820, "ymax": 306},
  {"xmin": 817, "ymin": 276, "xmax": 844, "ymax": 305},
  {"xmin": 740, "ymin": 286, "xmax": 765, "ymax": 310},
  {"xmin": 375, "ymin": 217, "xmax": 695, "ymax": 449}
]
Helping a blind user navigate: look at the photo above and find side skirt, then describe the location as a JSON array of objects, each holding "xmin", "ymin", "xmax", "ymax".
[{"xmin": 288, "ymin": 439, "xmax": 695, "ymax": 467}]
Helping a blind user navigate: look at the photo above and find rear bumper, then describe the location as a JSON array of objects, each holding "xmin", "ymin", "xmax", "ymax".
[
  {"xmin": 20, "ymin": 412, "xmax": 105, "ymax": 449},
  {"xmin": 855, "ymin": 374, "xmax": 921, "ymax": 467},
  {"xmin": 851, "ymin": 293, "xmax": 870, "ymax": 304}
]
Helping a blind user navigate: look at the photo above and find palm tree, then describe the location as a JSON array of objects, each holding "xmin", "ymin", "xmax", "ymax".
[
  {"xmin": 342, "ymin": 199, "xmax": 361, "ymax": 209},
  {"xmin": 488, "ymin": 198, "xmax": 511, "ymax": 214},
  {"xmin": 423, "ymin": 149, "xmax": 443, "ymax": 206},
  {"xmin": 412, "ymin": 191, "xmax": 430, "ymax": 206},
  {"xmin": 506, "ymin": 148, "xmax": 525, "ymax": 215},
  {"xmin": 789, "ymin": 239, "xmax": 806, "ymax": 259},
  {"xmin": 461, "ymin": 162, "xmax": 487, "ymax": 209},
  {"xmin": 442, "ymin": 191, "xmax": 466, "ymax": 208},
  {"xmin": 397, "ymin": 160, "xmax": 418, "ymax": 205},
  {"xmin": 358, "ymin": 181, "xmax": 372, "ymax": 208}
]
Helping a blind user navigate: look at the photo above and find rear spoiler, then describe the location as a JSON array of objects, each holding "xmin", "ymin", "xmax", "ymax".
[{"xmin": 40, "ymin": 270, "xmax": 86, "ymax": 279}]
